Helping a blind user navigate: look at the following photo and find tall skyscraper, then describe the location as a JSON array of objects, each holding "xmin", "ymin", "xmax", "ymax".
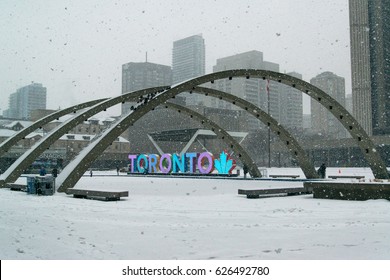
[
  {"xmin": 211, "ymin": 50, "xmax": 297, "ymax": 131},
  {"xmin": 349, "ymin": 0, "xmax": 390, "ymax": 135},
  {"xmin": 279, "ymin": 72, "xmax": 303, "ymax": 131},
  {"xmin": 121, "ymin": 61, "xmax": 172, "ymax": 115},
  {"xmin": 346, "ymin": 94, "xmax": 353, "ymax": 114},
  {"xmin": 4, "ymin": 83, "xmax": 47, "ymax": 120},
  {"xmin": 212, "ymin": 50, "xmax": 265, "ymax": 110},
  {"xmin": 310, "ymin": 72, "xmax": 346, "ymax": 139},
  {"xmin": 172, "ymin": 34, "xmax": 205, "ymax": 106}
]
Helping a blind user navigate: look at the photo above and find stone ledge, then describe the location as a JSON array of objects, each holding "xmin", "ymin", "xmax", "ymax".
[{"xmin": 304, "ymin": 181, "xmax": 390, "ymax": 201}]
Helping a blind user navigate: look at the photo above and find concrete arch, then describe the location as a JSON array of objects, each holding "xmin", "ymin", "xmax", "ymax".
[
  {"xmin": 55, "ymin": 69, "xmax": 388, "ymax": 191},
  {"xmin": 181, "ymin": 69, "xmax": 386, "ymax": 179},
  {"xmin": 113, "ymin": 70, "xmax": 385, "ymax": 177},
  {"xmin": 163, "ymin": 102, "xmax": 262, "ymax": 178},
  {"xmin": 56, "ymin": 101, "xmax": 262, "ymax": 191},
  {"xmin": 0, "ymin": 86, "xmax": 168, "ymax": 187},
  {"xmin": 193, "ymin": 86, "xmax": 318, "ymax": 179},
  {"xmin": 0, "ymin": 98, "xmax": 108, "ymax": 158},
  {"xmin": 56, "ymin": 83, "xmax": 318, "ymax": 192},
  {"xmin": 2, "ymin": 69, "xmax": 387, "ymax": 189}
]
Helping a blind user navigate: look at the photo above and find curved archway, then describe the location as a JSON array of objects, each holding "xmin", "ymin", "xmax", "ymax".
[
  {"xmin": 2, "ymin": 69, "xmax": 387, "ymax": 189},
  {"xmin": 123, "ymin": 70, "xmax": 387, "ymax": 178},
  {"xmin": 56, "ymin": 85, "xmax": 319, "ymax": 192},
  {"xmin": 0, "ymin": 86, "xmax": 168, "ymax": 186},
  {"xmin": 193, "ymin": 86, "xmax": 318, "ymax": 179},
  {"xmin": 55, "ymin": 101, "xmax": 262, "ymax": 190},
  {"xmin": 0, "ymin": 98, "xmax": 108, "ymax": 157}
]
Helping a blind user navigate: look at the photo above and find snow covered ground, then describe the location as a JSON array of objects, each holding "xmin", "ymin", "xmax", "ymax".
[{"xmin": 0, "ymin": 168, "xmax": 389, "ymax": 260}]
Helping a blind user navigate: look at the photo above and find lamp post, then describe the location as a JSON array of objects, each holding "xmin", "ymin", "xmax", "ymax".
[{"xmin": 267, "ymin": 79, "xmax": 271, "ymax": 168}]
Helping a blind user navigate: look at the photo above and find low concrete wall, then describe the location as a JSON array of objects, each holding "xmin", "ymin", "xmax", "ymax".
[{"xmin": 304, "ymin": 181, "xmax": 390, "ymax": 201}]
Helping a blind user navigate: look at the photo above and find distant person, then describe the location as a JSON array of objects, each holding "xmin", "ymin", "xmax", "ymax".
[
  {"xmin": 90, "ymin": 169, "xmax": 93, "ymax": 177},
  {"xmin": 39, "ymin": 166, "xmax": 46, "ymax": 176},
  {"xmin": 116, "ymin": 165, "xmax": 120, "ymax": 175},
  {"xmin": 243, "ymin": 165, "xmax": 249, "ymax": 179},
  {"xmin": 51, "ymin": 167, "xmax": 58, "ymax": 178},
  {"xmin": 317, "ymin": 163, "xmax": 326, "ymax": 179}
]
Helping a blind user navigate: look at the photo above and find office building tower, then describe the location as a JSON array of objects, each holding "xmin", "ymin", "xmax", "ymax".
[
  {"xmin": 279, "ymin": 72, "xmax": 303, "ymax": 131},
  {"xmin": 211, "ymin": 50, "xmax": 284, "ymax": 130},
  {"xmin": 349, "ymin": 0, "xmax": 390, "ymax": 135},
  {"xmin": 346, "ymin": 94, "xmax": 353, "ymax": 114},
  {"xmin": 121, "ymin": 61, "xmax": 172, "ymax": 115},
  {"xmin": 4, "ymin": 83, "xmax": 47, "ymax": 120},
  {"xmin": 310, "ymin": 72, "xmax": 346, "ymax": 139},
  {"xmin": 172, "ymin": 34, "xmax": 205, "ymax": 106}
]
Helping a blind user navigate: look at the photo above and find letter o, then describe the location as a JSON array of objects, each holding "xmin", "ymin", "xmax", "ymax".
[
  {"xmin": 137, "ymin": 154, "xmax": 148, "ymax": 173},
  {"xmin": 198, "ymin": 152, "xmax": 214, "ymax": 174},
  {"xmin": 159, "ymin": 154, "xmax": 172, "ymax": 174}
]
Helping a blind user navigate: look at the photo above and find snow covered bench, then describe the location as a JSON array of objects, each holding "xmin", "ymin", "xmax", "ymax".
[
  {"xmin": 238, "ymin": 186, "xmax": 312, "ymax": 199},
  {"xmin": 66, "ymin": 189, "xmax": 128, "ymax": 201},
  {"xmin": 6, "ymin": 183, "xmax": 27, "ymax": 192},
  {"xmin": 269, "ymin": 174, "xmax": 300, "ymax": 179},
  {"xmin": 328, "ymin": 175, "xmax": 365, "ymax": 179}
]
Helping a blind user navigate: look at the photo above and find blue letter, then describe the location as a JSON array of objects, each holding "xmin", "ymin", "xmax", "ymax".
[
  {"xmin": 185, "ymin": 152, "xmax": 197, "ymax": 173},
  {"xmin": 137, "ymin": 154, "xmax": 148, "ymax": 173},
  {"xmin": 172, "ymin": 154, "xmax": 185, "ymax": 173}
]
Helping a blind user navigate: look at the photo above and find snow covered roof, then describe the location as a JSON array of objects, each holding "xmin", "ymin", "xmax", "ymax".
[
  {"xmin": 0, "ymin": 128, "xmax": 16, "ymax": 138},
  {"xmin": 57, "ymin": 134, "xmax": 128, "ymax": 143},
  {"xmin": 101, "ymin": 117, "xmax": 115, "ymax": 123},
  {"xmin": 59, "ymin": 134, "xmax": 96, "ymax": 141},
  {"xmin": 49, "ymin": 115, "xmax": 116, "ymax": 126},
  {"xmin": 87, "ymin": 117, "xmax": 116, "ymax": 125},
  {"xmin": 116, "ymin": 136, "xmax": 129, "ymax": 143},
  {"xmin": 0, "ymin": 128, "xmax": 43, "ymax": 139},
  {"xmin": 4, "ymin": 120, "xmax": 33, "ymax": 129},
  {"xmin": 0, "ymin": 120, "xmax": 12, "ymax": 126},
  {"xmin": 25, "ymin": 132, "xmax": 43, "ymax": 139}
]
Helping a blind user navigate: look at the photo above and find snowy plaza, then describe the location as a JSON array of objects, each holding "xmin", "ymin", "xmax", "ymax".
[{"xmin": 1, "ymin": 167, "xmax": 389, "ymax": 260}]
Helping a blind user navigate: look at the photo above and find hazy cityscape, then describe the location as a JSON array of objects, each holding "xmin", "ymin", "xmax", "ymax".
[
  {"xmin": 1, "ymin": 0, "xmax": 389, "ymax": 172},
  {"xmin": 1, "ymin": 1, "xmax": 390, "ymax": 268}
]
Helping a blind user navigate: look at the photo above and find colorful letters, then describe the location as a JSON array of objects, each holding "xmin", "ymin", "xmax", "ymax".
[{"xmin": 128, "ymin": 152, "xmax": 232, "ymax": 175}]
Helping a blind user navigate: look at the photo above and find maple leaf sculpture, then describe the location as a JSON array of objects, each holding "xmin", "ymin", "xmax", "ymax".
[{"xmin": 214, "ymin": 151, "xmax": 233, "ymax": 174}]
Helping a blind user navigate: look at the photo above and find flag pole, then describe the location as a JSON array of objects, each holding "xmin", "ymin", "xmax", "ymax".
[{"xmin": 267, "ymin": 79, "xmax": 271, "ymax": 168}]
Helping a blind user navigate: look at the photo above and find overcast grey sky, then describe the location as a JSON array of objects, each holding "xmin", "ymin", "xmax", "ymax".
[{"xmin": 0, "ymin": 0, "xmax": 350, "ymax": 116}]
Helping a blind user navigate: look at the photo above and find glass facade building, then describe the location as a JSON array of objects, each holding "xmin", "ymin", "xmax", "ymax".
[{"xmin": 349, "ymin": 0, "xmax": 390, "ymax": 135}]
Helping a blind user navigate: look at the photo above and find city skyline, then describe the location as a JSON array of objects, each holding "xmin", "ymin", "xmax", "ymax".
[
  {"xmin": 0, "ymin": 0, "xmax": 351, "ymax": 116},
  {"xmin": 3, "ymin": 83, "xmax": 47, "ymax": 120}
]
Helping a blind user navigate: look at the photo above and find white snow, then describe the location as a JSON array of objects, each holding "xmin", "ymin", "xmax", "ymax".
[{"xmin": 0, "ymin": 167, "xmax": 389, "ymax": 260}]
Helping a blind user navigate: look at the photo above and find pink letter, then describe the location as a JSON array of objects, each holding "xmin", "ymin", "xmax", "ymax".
[
  {"xmin": 128, "ymin": 154, "xmax": 137, "ymax": 173},
  {"xmin": 159, "ymin": 154, "xmax": 172, "ymax": 174},
  {"xmin": 198, "ymin": 152, "xmax": 214, "ymax": 174}
]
